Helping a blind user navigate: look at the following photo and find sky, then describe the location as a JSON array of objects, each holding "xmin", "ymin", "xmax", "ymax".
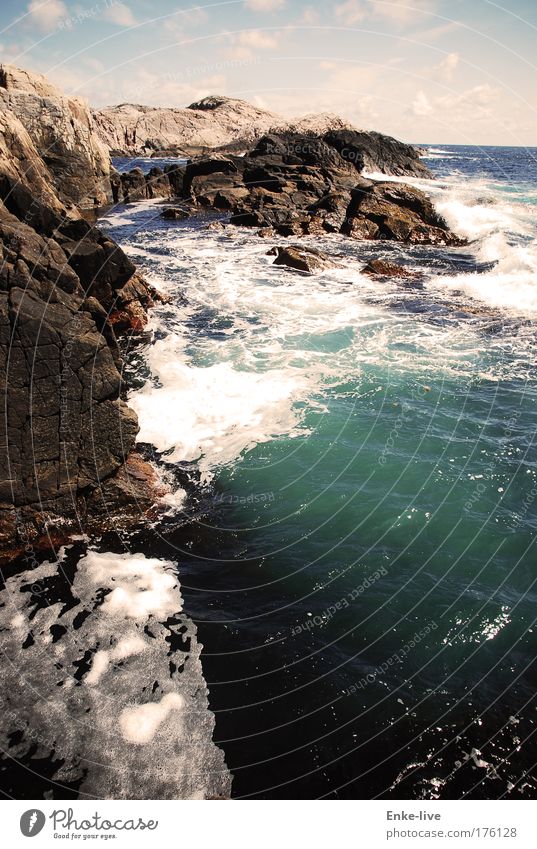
[{"xmin": 0, "ymin": 0, "xmax": 536, "ymax": 144}]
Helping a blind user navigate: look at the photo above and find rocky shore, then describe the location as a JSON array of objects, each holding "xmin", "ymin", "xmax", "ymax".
[
  {"xmin": 0, "ymin": 65, "xmax": 163, "ymax": 557},
  {"xmin": 120, "ymin": 130, "xmax": 459, "ymax": 249},
  {"xmin": 0, "ymin": 64, "xmax": 462, "ymax": 556}
]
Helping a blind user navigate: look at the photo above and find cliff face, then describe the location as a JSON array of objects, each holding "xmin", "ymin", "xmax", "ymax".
[
  {"xmin": 0, "ymin": 67, "xmax": 157, "ymax": 553},
  {"xmin": 0, "ymin": 64, "xmax": 112, "ymax": 208}
]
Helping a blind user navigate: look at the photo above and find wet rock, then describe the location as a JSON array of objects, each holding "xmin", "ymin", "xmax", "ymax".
[
  {"xmin": 161, "ymin": 206, "xmax": 190, "ymax": 220},
  {"xmin": 0, "ymin": 68, "xmax": 161, "ymax": 552},
  {"xmin": 120, "ymin": 167, "xmax": 147, "ymax": 203},
  {"xmin": 343, "ymin": 182, "xmax": 464, "ymax": 246},
  {"xmin": 268, "ymin": 244, "xmax": 335, "ymax": 273},
  {"xmin": 324, "ymin": 128, "xmax": 431, "ymax": 178},
  {"xmin": 362, "ymin": 258, "xmax": 415, "ymax": 278}
]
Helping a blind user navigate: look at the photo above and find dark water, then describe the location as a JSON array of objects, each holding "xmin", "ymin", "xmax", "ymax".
[{"xmin": 97, "ymin": 145, "xmax": 537, "ymax": 799}]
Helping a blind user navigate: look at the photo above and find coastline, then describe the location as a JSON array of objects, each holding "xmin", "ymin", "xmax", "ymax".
[{"xmin": 2, "ymin": 60, "xmax": 537, "ymax": 802}]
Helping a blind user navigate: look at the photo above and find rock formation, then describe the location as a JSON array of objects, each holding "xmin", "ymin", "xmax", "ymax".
[
  {"xmin": 92, "ymin": 94, "xmax": 353, "ymax": 157},
  {"xmin": 0, "ymin": 64, "xmax": 112, "ymax": 208},
  {"xmin": 164, "ymin": 132, "xmax": 461, "ymax": 247},
  {"xmin": 0, "ymin": 67, "xmax": 159, "ymax": 554}
]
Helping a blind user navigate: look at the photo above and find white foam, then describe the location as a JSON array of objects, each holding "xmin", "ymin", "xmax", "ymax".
[
  {"xmin": 119, "ymin": 692, "xmax": 184, "ymax": 744},
  {"xmin": 86, "ymin": 636, "xmax": 148, "ymax": 686},
  {"xmin": 130, "ymin": 338, "xmax": 311, "ymax": 480},
  {"xmin": 79, "ymin": 551, "xmax": 182, "ymax": 621}
]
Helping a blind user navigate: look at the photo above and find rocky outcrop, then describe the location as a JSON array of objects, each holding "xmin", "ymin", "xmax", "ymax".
[
  {"xmin": 92, "ymin": 94, "xmax": 428, "ymax": 179},
  {"xmin": 0, "ymin": 70, "xmax": 161, "ymax": 554},
  {"xmin": 113, "ymin": 165, "xmax": 185, "ymax": 204},
  {"xmin": 168, "ymin": 133, "xmax": 460, "ymax": 247},
  {"xmin": 93, "ymin": 96, "xmax": 282, "ymax": 156},
  {"xmin": 323, "ymin": 128, "xmax": 431, "ymax": 178},
  {"xmin": 343, "ymin": 182, "xmax": 463, "ymax": 246},
  {"xmin": 0, "ymin": 64, "xmax": 112, "ymax": 208}
]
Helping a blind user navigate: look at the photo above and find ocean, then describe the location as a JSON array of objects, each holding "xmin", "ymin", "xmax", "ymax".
[{"xmin": 95, "ymin": 144, "xmax": 537, "ymax": 799}]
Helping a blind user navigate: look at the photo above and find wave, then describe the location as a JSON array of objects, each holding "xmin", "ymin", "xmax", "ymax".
[{"xmin": 363, "ymin": 168, "xmax": 537, "ymax": 315}]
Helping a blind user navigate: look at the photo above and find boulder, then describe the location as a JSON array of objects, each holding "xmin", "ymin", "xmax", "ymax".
[
  {"xmin": 268, "ymin": 244, "xmax": 335, "ymax": 273},
  {"xmin": 362, "ymin": 259, "xmax": 415, "ymax": 278},
  {"xmin": 120, "ymin": 167, "xmax": 147, "ymax": 203},
  {"xmin": 183, "ymin": 155, "xmax": 241, "ymax": 196},
  {"xmin": 343, "ymin": 181, "xmax": 464, "ymax": 246},
  {"xmin": 161, "ymin": 206, "xmax": 190, "ymax": 220}
]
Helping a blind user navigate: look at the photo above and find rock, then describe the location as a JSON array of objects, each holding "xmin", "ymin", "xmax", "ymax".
[
  {"xmin": 164, "ymin": 163, "xmax": 186, "ymax": 196},
  {"xmin": 183, "ymin": 155, "xmax": 241, "ymax": 196},
  {"xmin": 190, "ymin": 136, "xmax": 456, "ymax": 246},
  {"xmin": 120, "ymin": 167, "xmax": 147, "ymax": 203},
  {"xmin": 324, "ymin": 128, "xmax": 431, "ymax": 178},
  {"xmin": 343, "ymin": 181, "xmax": 464, "ymax": 246},
  {"xmin": 146, "ymin": 166, "xmax": 173, "ymax": 199},
  {"xmin": 269, "ymin": 245, "xmax": 335, "ymax": 273},
  {"xmin": 91, "ymin": 93, "xmax": 430, "ymax": 184},
  {"xmin": 92, "ymin": 96, "xmax": 281, "ymax": 156},
  {"xmin": 362, "ymin": 259, "xmax": 415, "ymax": 278},
  {"xmin": 0, "ymin": 67, "xmax": 160, "ymax": 552},
  {"xmin": 0, "ymin": 63, "xmax": 112, "ymax": 207},
  {"xmin": 161, "ymin": 206, "xmax": 190, "ymax": 220}
]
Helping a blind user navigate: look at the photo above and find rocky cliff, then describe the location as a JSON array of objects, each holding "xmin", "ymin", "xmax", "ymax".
[
  {"xmin": 0, "ymin": 67, "xmax": 159, "ymax": 555},
  {"xmin": 92, "ymin": 94, "xmax": 428, "ymax": 177},
  {"xmin": 0, "ymin": 64, "xmax": 113, "ymax": 208}
]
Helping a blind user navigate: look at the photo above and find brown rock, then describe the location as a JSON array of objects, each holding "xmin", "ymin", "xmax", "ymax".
[
  {"xmin": 362, "ymin": 259, "xmax": 414, "ymax": 278},
  {"xmin": 269, "ymin": 244, "xmax": 335, "ymax": 273}
]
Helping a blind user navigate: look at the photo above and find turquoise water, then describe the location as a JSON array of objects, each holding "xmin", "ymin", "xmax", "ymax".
[{"xmin": 101, "ymin": 145, "xmax": 537, "ymax": 798}]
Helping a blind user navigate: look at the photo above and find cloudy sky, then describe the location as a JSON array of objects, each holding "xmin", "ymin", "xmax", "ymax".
[{"xmin": 1, "ymin": 0, "xmax": 536, "ymax": 144}]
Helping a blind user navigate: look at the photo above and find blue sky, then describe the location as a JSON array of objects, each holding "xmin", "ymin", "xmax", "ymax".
[{"xmin": 1, "ymin": 0, "xmax": 536, "ymax": 143}]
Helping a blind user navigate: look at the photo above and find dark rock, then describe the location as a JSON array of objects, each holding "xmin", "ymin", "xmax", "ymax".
[
  {"xmin": 161, "ymin": 207, "xmax": 190, "ymax": 220},
  {"xmin": 120, "ymin": 167, "xmax": 147, "ymax": 203},
  {"xmin": 362, "ymin": 259, "xmax": 415, "ymax": 278},
  {"xmin": 145, "ymin": 166, "xmax": 172, "ymax": 199},
  {"xmin": 164, "ymin": 164, "xmax": 186, "ymax": 196},
  {"xmin": 343, "ymin": 181, "xmax": 464, "ymax": 246},
  {"xmin": 323, "ymin": 128, "xmax": 431, "ymax": 178},
  {"xmin": 183, "ymin": 156, "xmax": 240, "ymax": 196},
  {"xmin": 0, "ymin": 87, "xmax": 161, "ymax": 551},
  {"xmin": 269, "ymin": 244, "xmax": 335, "ymax": 273}
]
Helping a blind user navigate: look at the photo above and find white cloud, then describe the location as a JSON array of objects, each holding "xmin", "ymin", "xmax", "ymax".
[
  {"xmin": 335, "ymin": 1, "xmax": 366, "ymax": 26},
  {"xmin": 410, "ymin": 90, "xmax": 433, "ymax": 116},
  {"xmin": 443, "ymin": 84, "xmax": 499, "ymax": 109},
  {"xmin": 408, "ymin": 83, "xmax": 500, "ymax": 122},
  {"xmin": 237, "ymin": 30, "xmax": 278, "ymax": 49},
  {"xmin": 336, "ymin": 0, "xmax": 435, "ymax": 28},
  {"xmin": 245, "ymin": 0, "xmax": 285, "ymax": 11},
  {"xmin": 26, "ymin": 0, "xmax": 67, "ymax": 32},
  {"xmin": 225, "ymin": 45, "xmax": 256, "ymax": 61},
  {"xmin": 301, "ymin": 7, "xmax": 321, "ymax": 25},
  {"xmin": 437, "ymin": 51, "xmax": 459, "ymax": 82},
  {"xmin": 373, "ymin": 0, "xmax": 434, "ymax": 25},
  {"xmin": 104, "ymin": 3, "xmax": 137, "ymax": 27},
  {"xmin": 416, "ymin": 20, "xmax": 462, "ymax": 42}
]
